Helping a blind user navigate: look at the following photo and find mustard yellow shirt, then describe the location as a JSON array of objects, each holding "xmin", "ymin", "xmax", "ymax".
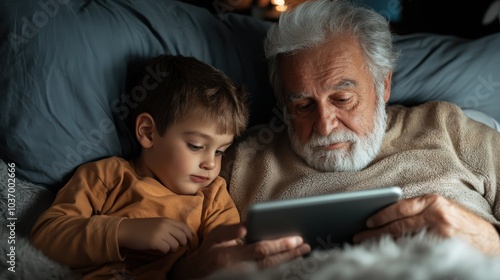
[{"xmin": 31, "ymin": 156, "xmax": 240, "ymax": 279}]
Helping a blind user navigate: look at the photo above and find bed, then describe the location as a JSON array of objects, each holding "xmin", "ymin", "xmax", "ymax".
[{"xmin": 1, "ymin": 0, "xmax": 500, "ymax": 279}]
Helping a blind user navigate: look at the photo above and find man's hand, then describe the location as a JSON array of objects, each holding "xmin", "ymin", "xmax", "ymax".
[
  {"xmin": 169, "ymin": 223, "xmax": 311, "ymax": 279},
  {"xmin": 353, "ymin": 194, "xmax": 500, "ymax": 255},
  {"xmin": 118, "ymin": 218, "xmax": 193, "ymax": 253}
]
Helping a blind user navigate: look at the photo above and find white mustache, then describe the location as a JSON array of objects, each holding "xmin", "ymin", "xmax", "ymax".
[
  {"xmin": 308, "ymin": 130, "xmax": 358, "ymax": 148},
  {"xmin": 288, "ymin": 93, "xmax": 387, "ymax": 172}
]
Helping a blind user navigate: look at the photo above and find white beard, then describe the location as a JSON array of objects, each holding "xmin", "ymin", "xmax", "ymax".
[{"xmin": 288, "ymin": 96, "xmax": 387, "ymax": 172}]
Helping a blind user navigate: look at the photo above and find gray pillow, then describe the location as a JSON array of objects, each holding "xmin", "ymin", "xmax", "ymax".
[
  {"xmin": 462, "ymin": 109, "xmax": 500, "ymax": 132},
  {"xmin": 391, "ymin": 33, "xmax": 500, "ymax": 123}
]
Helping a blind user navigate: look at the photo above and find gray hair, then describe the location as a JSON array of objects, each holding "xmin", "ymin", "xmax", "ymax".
[{"xmin": 264, "ymin": 0, "xmax": 399, "ymax": 106}]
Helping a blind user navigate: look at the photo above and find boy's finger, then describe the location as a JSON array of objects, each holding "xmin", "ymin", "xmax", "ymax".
[
  {"xmin": 245, "ymin": 236, "xmax": 305, "ymax": 259},
  {"xmin": 166, "ymin": 219, "xmax": 194, "ymax": 240},
  {"xmin": 206, "ymin": 223, "xmax": 246, "ymax": 244},
  {"xmin": 168, "ymin": 227, "xmax": 190, "ymax": 245},
  {"xmin": 162, "ymin": 235, "xmax": 180, "ymax": 252},
  {"xmin": 257, "ymin": 243, "xmax": 311, "ymax": 268}
]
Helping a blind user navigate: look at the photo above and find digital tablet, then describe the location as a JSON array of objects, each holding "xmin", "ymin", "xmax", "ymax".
[{"xmin": 245, "ymin": 187, "xmax": 402, "ymax": 250}]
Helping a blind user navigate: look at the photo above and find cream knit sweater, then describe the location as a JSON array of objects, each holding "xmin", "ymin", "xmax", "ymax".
[{"xmin": 226, "ymin": 102, "xmax": 500, "ymax": 224}]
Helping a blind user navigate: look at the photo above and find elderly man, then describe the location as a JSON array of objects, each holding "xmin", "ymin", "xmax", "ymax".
[
  {"xmin": 227, "ymin": 0, "xmax": 500, "ymax": 255},
  {"xmin": 171, "ymin": 0, "xmax": 500, "ymax": 278}
]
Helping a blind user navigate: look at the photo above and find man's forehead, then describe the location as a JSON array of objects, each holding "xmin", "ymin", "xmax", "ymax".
[
  {"xmin": 286, "ymin": 79, "xmax": 358, "ymax": 102},
  {"xmin": 279, "ymin": 37, "xmax": 367, "ymax": 97}
]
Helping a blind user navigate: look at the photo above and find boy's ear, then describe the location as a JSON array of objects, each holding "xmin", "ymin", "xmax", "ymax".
[{"xmin": 135, "ymin": 113, "xmax": 156, "ymax": 149}]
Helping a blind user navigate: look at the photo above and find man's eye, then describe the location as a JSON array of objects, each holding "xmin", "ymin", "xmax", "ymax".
[
  {"xmin": 332, "ymin": 95, "xmax": 354, "ymax": 106},
  {"xmin": 188, "ymin": 144, "xmax": 202, "ymax": 151},
  {"xmin": 293, "ymin": 102, "xmax": 315, "ymax": 117},
  {"xmin": 296, "ymin": 102, "xmax": 312, "ymax": 111},
  {"xmin": 337, "ymin": 98, "xmax": 350, "ymax": 103}
]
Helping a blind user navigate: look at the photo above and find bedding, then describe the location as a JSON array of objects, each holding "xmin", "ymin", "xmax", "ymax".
[
  {"xmin": 1, "ymin": 0, "xmax": 500, "ymax": 190},
  {"xmin": 2, "ymin": 159, "xmax": 500, "ymax": 280},
  {"xmin": 1, "ymin": 0, "xmax": 500, "ymax": 279},
  {"xmin": 207, "ymin": 232, "xmax": 500, "ymax": 280}
]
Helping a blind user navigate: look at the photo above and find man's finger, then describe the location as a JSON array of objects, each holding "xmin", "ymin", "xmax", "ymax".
[
  {"xmin": 366, "ymin": 195, "xmax": 436, "ymax": 228},
  {"xmin": 353, "ymin": 214, "xmax": 428, "ymax": 243}
]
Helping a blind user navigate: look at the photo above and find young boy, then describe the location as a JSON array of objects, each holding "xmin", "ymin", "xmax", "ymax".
[{"xmin": 30, "ymin": 55, "xmax": 249, "ymax": 279}]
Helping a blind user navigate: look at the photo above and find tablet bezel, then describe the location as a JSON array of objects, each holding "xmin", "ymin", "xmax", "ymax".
[{"xmin": 245, "ymin": 187, "xmax": 402, "ymax": 249}]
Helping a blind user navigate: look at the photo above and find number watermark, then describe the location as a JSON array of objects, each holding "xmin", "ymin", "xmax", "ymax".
[{"xmin": 6, "ymin": 162, "xmax": 17, "ymax": 273}]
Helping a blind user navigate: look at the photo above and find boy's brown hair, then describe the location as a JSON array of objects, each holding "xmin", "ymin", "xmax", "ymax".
[{"xmin": 128, "ymin": 54, "xmax": 249, "ymax": 138}]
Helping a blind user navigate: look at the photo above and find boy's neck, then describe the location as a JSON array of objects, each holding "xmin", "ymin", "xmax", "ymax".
[{"xmin": 130, "ymin": 155, "xmax": 154, "ymax": 179}]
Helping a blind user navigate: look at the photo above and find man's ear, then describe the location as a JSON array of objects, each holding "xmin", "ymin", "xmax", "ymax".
[
  {"xmin": 135, "ymin": 113, "xmax": 156, "ymax": 149},
  {"xmin": 383, "ymin": 71, "xmax": 393, "ymax": 103}
]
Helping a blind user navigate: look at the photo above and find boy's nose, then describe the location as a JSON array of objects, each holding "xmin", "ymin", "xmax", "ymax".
[{"xmin": 201, "ymin": 156, "xmax": 216, "ymax": 170}]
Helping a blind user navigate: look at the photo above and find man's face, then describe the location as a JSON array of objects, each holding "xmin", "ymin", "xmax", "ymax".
[{"xmin": 279, "ymin": 35, "xmax": 391, "ymax": 172}]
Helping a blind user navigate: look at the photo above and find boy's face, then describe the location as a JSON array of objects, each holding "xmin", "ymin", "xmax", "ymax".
[{"xmin": 136, "ymin": 112, "xmax": 234, "ymax": 195}]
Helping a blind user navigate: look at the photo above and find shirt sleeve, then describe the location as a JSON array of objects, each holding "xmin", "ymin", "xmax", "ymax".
[
  {"xmin": 201, "ymin": 177, "xmax": 240, "ymax": 238},
  {"xmin": 30, "ymin": 161, "xmax": 125, "ymax": 268}
]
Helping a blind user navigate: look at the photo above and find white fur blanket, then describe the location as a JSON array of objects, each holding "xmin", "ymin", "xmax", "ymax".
[
  {"xmin": 0, "ymin": 160, "xmax": 74, "ymax": 279},
  {"xmin": 209, "ymin": 233, "xmax": 500, "ymax": 280},
  {"xmin": 1, "ymin": 160, "xmax": 500, "ymax": 279}
]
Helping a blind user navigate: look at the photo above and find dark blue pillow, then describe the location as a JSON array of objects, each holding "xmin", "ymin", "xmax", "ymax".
[
  {"xmin": 0, "ymin": 0, "xmax": 271, "ymax": 190},
  {"xmin": 1, "ymin": 0, "xmax": 499, "ymax": 190}
]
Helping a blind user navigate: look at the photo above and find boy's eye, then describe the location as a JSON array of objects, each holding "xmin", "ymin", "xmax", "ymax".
[
  {"xmin": 215, "ymin": 150, "xmax": 225, "ymax": 157},
  {"xmin": 188, "ymin": 144, "xmax": 202, "ymax": 151}
]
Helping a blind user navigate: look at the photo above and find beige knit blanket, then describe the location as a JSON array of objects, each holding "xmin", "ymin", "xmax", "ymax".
[{"xmin": 225, "ymin": 101, "xmax": 500, "ymax": 224}]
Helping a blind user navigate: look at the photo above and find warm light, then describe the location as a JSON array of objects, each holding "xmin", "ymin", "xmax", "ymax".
[
  {"xmin": 275, "ymin": 4, "xmax": 288, "ymax": 12},
  {"xmin": 271, "ymin": 0, "xmax": 287, "ymax": 12},
  {"xmin": 265, "ymin": 0, "xmax": 288, "ymax": 19}
]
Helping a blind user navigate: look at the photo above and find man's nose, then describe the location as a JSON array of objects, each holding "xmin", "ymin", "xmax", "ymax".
[{"xmin": 313, "ymin": 104, "xmax": 339, "ymax": 136}]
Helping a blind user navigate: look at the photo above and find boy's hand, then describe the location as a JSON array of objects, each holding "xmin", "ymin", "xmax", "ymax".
[
  {"xmin": 169, "ymin": 223, "xmax": 310, "ymax": 279},
  {"xmin": 118, "ymin": 218, "xmax": 193, "ymax": 253}
]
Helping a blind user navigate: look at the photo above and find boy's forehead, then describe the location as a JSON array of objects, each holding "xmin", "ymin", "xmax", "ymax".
[
  {"xmin": 177, "ymin": 108, "xmax": 236, "ymax": 134},
  {"xmin": 171, "ymin": 116, "xmax": 235, "ymax": 139},
  {"xmin": 182, "ymin": 130, "xmax": 233, "ymax": 138}
]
